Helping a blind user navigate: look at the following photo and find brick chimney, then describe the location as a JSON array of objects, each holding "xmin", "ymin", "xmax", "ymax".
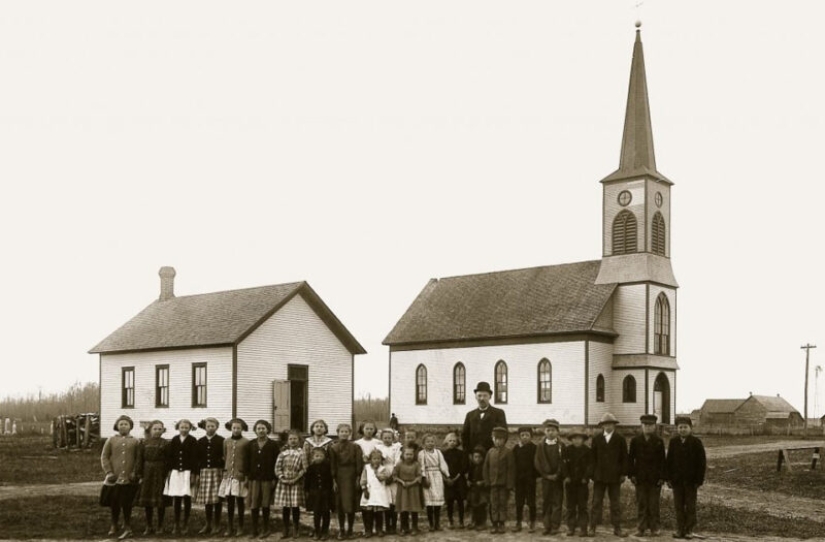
[{"xmin": 159, "ymin": 266, "xmax": 176, "ymax": 301}]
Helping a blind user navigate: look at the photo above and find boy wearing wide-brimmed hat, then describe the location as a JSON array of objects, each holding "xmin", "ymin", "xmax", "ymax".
[
  {"xmin": 666, "ymin": 416, "xmax": 706, "ymax": 539},
  {"xmin": 562, "ymin": 429, "xmax": 591, "ymax": 537},
  {"xmin": 482, "ymin": 426, "xmax": 514, "ymax": 534},
  {"xmin": 588, "ymin": 413, "xmax": 628, "ymax": 537},
  {"xmin": 534, "ymin": 419, "xmax": 566, "ymax": 536},
  {"xmin": 628, "ymin": 414, "xmax": 666, "ymax": 537}
]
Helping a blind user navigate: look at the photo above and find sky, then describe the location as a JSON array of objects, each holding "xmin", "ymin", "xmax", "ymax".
[{"xmin": 1, "ymin": 1, "xmax": 824, "ymax": 416}]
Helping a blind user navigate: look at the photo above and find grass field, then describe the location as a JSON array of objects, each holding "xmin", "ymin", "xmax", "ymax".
[
  {"xmin": 0, "ymin": 435, "xmax": 101, "ymax": 486},
  {"xmin": 1, "ymin": 435, "xmax": 824, "ymax": 539}
]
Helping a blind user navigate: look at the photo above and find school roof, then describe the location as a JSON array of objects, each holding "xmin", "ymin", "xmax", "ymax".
[
  {"xmin": 746, "ymin": 395, "xmax": 799, "ymax": 414},
  {"xmin": 89, "ymin": 281, "xmax": 367, "ymax": 355},
  {"xmin": 383, "ymin": 260, "xmax": 618, "ymax": 347}
]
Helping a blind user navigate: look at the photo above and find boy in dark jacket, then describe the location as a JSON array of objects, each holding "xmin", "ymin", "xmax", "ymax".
[
  {"xmin": 562, "ymin": 430, "xmax": 591, "ymax": 537},
  {"xmin": 666, "ymin": 416, "xmax": 706, "ymax": 540},
  {"xmin": 466, "ymin": 445, "xmax": 489, "ymax": 531},
  {"xmin": 512, "ymin": 426, "xmax": 538, "ymax": 532},
  {"xmin": 588, "ymin": 413, "xmax": 628, "ymax": 538},
  {"xmin": 483, "ymin": 426, "xmax": 515, "ymax": 534},
  {"xmin": 628, "ymin": 414, "xmax": 666, "ymax": 537},
  {"xmin": 534, "ymin": 419, "xmax": 566, "ymax": 536}
]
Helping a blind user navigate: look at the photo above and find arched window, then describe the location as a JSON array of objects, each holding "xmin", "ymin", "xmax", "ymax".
[
  {"xmin": 596, "ymin": 374, "xmax": 605, "ymax": 403},
  {"xmin": 652, "ymin": 212, "xmax": 666, "ymax": 256},
  {"xmin": 622, "ymin": 375, "xmax": 637, "ymax": 403},
  {"xmin": 415, "ymin": 365, "xmax": 427, "ymax": 405},
  {"xmin": 453, "ymin": 363, "xmax": 466, "ymax": 405},
  {"xmin": 654, "ymin": 293, "xmax": 671, "ymax": 355},
  {"xmin": 613, "ymin": 210, "xmax": 638, "ymax": 255},
  {"xmin": 494, "ymin": 360, "xmax": 508, "ymax": 404},
  {"xmin": 537, "ymin": 359, "xmax": 552, "ymax": 403}
]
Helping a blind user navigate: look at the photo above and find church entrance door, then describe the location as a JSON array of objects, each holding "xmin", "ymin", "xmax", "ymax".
[{"xmin": 653, "ymin": 373, "xmax": 670, "ymax": 424}]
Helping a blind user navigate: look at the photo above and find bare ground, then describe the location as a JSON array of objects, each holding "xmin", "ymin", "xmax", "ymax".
[{"xmin": 704, "ymin": 440, "xmax": 825, "ymax": 460}]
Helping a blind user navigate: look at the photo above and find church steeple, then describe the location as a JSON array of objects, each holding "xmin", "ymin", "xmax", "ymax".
[{"xmin": 601, "ymin": 23, "xmax": 671, "ymax": 185}]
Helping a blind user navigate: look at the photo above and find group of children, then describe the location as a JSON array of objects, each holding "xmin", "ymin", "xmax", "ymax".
[{"xmin": 100, "ymin": 412, "xmax": 706, "ymax": 540}]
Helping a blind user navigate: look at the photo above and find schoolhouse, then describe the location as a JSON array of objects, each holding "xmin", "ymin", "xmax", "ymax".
[
  {"xmin": 90, "ymin": 267, "xmax": 366, "ymax": 437},
  {"xmin": 384, "ymin": 26, "xmax": 678, "ymax": 428}
]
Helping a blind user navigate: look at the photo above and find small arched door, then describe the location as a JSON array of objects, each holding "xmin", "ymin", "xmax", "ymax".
[{"xmin": 653, "ymin": 372, "xmax": 671, "ymax": 424}]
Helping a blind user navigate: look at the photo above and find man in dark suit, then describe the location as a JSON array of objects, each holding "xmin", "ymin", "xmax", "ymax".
[
  {"xmin": 588, "ymin": 412, "xmax": 628, "ymax": 538},
  {"xmin": 666, "ymin": 416, "xmax": 706, "ymax": 540},
  {"xmin": 462, "ymin": 381, "xmax": 507, "ymax": 457},
  {"xmin": 628, "ymin": 414, "xmax": 666, "ymax": 537}
]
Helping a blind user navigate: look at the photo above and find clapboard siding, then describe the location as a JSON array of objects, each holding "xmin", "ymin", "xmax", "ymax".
[
  {"xmin": 100, "ymin": 347, "xmax": 233, "ymax": 438},
  {"xmin": 588, "ymin": 341, "xmax": 614, "ymax": 425},
  {"xmin": 603, "ymin": 180, "xmax": 646, "ymax": 256},
  {"xmin": 648, "ymin": 285, "xmax": 677, "ymax": 357},
  {"xmin": 612, "ymin": 285, "xmax": 646, "ymax": 354},
  {"xmin": 236, "ymin": 293, "xmax": 352, "ymax": 433},
  {"xmin": 390, "ymin": 341, "xmax": 587, "ymax": 426},
  {"xmin": 607, "ymin": 368, "xmax": 646, "ymax": 423}
]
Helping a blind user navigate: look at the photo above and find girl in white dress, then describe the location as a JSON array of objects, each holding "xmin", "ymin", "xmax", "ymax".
[
  {"xmin": 360, "ymin": 450, "xmax": 392, "ymax": 537},
  {"xmin": 354, "ymin": 420, "xmax": 379, "ymax": 462},
  {"xmin": 375, "ymin": 429, "xmax": 401, "ymax": 534}
]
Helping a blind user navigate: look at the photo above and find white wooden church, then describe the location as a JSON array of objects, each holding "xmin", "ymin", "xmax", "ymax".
[
  {"xmin": 90, "ymin": 268, "xmax": 366, "ymax": 437},
  {"xmin": 384, "ymin": 26, "xmax": 678, "ymax": 427}
]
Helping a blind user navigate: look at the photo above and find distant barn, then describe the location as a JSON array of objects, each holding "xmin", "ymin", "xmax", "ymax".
[
  {"xmin": 698, "ymin": 394, "xmax": 803, "ymax": 432},
  {"xmin": 90, "ymin": 267, "xmax": 366, "ymax": 437}
]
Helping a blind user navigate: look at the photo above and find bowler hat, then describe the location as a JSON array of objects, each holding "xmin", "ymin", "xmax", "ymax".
[
  {"xmin": 675, "ymin": 416, "xmax": 693, "ymax": 427},
  {"xmin": 598, "ymin": 413, "xmax": 619, "ymax": 426},
  {"xmin": 474, "ymin": 381, "xmax": 493, "ymax": 394},
  {"xmin": 542, "ymin": 419, "xmax": 560, "ymax": 429},
  {"xmin": 640, "ymin": 414, "xmax": 658, "ymax": 424},
  {"xmin": 225, "ymin": 418, "xmax": 249, "ymax": 431},
  {"xmin": 113, "ymin": 415, "xmax": 134, "ymax": 432}
]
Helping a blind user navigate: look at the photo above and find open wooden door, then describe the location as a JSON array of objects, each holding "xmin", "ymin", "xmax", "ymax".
[{"xmin": 272, "ymin": 380, "xmax": 291, "ymax": 433}]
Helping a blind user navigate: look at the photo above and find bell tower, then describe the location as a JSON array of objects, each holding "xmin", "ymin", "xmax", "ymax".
[
  {"xmin": 596, "ymin": 22, "xmax": 677, "ymax": 288},
  {"xmin": 595, "ymin": 22, "xmax": 679, "ymax": 424}
]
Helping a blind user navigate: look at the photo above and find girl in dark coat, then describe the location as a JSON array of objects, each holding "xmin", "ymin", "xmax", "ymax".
[
  {"xmin": 164, "ymin": 419, "xmax": 199, "ymax": 535},
  {"xmin": 305, "ymin": 447, "xmax": 334, "ymax": 540},
  {"xmin": 136, "ymin": 420, "xmax": 169, "ymax": 535},
  {"xmin": 247, "ymin": 420, "xmax": 280, "ymax": 538},
  {"xmin": 330, "ymin": 423, "xmax": 363, "ymax": 539},
  {"xmin": 441, "ymin": 432, "xmax": 468, "ymax": 529}
]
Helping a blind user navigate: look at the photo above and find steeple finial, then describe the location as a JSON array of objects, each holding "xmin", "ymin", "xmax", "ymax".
[{"xmin": 601, "ymin": 23, "xmax": 671, "ymax": 184}]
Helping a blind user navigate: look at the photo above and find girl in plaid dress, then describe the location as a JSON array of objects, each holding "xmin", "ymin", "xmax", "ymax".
[
  {"xmin": 248, "ymin": 420, "xmax": 281, "ymax": 539},
  {"xmin": 274, "ymin": 430, "xmax": 307, "ymax": 539},
  {"xmin": 220, "ymin": 418, "xmax": 250, "ymax": 537},
  {"xmin": 195, "ymin": 417, "xmax": 224, "ymax": 535}
]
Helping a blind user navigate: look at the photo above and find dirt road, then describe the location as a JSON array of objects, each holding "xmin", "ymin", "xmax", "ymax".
[
  {"xmin": 705, "ymin": 440, "xmax": 825, "ymax": 460},
  {"xmin": 0, "ymin": 480, "xmax": 98, "ymax": 502}
]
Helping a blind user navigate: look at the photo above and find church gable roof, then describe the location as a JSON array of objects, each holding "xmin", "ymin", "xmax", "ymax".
[
  {"xmin": 90, "ymin": 282, "xmax": 366, "ymax": 355},
  {"xmin": 383, "ymin": 260, "xmax": 617, "ymax": 347}
]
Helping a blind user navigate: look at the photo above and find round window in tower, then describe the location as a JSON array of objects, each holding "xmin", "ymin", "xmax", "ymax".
[
  {"xmin": 655, "ymin": 192, "xmax": 663, "ymax": 207},
  {"xmin": 618, "ymin": 190, "xmax": 632, "ymax": 206}
]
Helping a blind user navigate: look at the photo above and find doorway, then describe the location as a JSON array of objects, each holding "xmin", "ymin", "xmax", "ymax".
[
  {"xmin": 288, "ymin": 365, "xmax": 308, "ymax": 432},
  {"xmin": 653, "ymin": 372, "xmax": 671, "ymax": 424}
]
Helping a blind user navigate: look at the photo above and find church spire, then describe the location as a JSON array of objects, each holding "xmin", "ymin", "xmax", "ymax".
[{"xmin": 601, "ymin": 23, "xmax": 671, "ymax": 184}]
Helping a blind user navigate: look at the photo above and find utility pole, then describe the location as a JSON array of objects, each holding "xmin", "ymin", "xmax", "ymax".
[{"xmin": 801, "ymin": 344, "xmax": 817, "ymax": 429}]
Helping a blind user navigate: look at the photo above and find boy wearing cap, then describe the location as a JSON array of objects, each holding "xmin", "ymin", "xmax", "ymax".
[
  {"xmin": 562, "ymin": 430, "xmax": 591, "ymax": 537},
  {"xmin": 666, "ymin": 416, "xmax": 706, "ymax": 540},
  {"xmin": 512, "ymin": 426, "xmax": 538, "ymax": 533},
  {"xmin": 628, "ymin": 414, "xmax": 666, "ymax": 537},
  {"xmin": 588, "ymin": 413, "xmax": 628, "ymax": 538},
  {"xmin": 534, "ymin": 419, "xmax": 566, "ymax": 536},
  {"xmin": 483, "ymin": 426, "xmax": 515, "ymax": 534}
]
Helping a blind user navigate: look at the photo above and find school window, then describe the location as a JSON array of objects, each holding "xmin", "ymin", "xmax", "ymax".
[
  {"xmin": 415, "ymin": 364, "xmax": 427, "ymax": 405},
  {"xmin": 612, "ymin": 210, "xmax": 638, "ymax": 255},
  {"xmin": 537, "ymin": 359, "xmax": 552, "ymax": 403},
  {"xmin": 596, "ymin": 374, "xmax": 605, "ymax": 402},
  {"xmin": 192, "ymin": 363, "xmax": 207, "ymax": 408},
  {"xmin": 453, "ymin": 362, "xmax": 466, "ymax": 405},
  {"xmin": 654, "ymin": 292, "xmax": 671, "ymax": 355},
  {"xmin": 121, "ymin": 367, "xmax": 135, "ymax": 408},
  {"xmin": 155, "ymin": 365, "xmax": 169, "ymax": 408},
  {"xmin": 494, "ymin": 360, "xmax": 508, "ymax": 404},
  {"xmin": 652, "ymin": 212, "xmax": 666, "ymax": 256},
  {"xmin": 622, "ymin": 375, "xmax": 637, "ymax": 403}
]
